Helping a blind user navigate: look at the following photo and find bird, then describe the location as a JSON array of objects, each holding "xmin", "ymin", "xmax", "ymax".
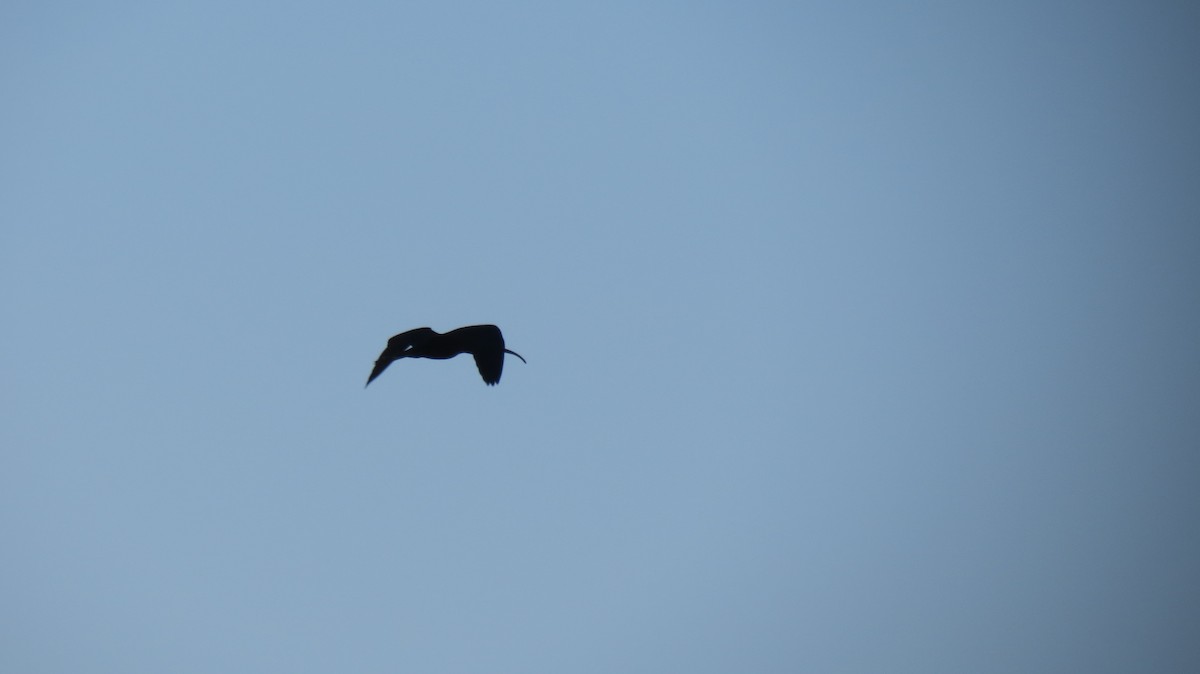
[{"xmin": 365, "ymin": 324, "xmax": 526, "ymax": 387}]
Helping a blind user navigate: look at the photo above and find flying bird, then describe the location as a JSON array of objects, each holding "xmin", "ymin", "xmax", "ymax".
[{"xmin": 365, "ymin": 324, "xmax": 526, "ymax": 387}]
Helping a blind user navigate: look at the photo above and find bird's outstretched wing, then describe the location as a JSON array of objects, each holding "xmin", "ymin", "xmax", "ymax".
[
  {"xmin": 365, "ymin": 327, "xmax": 435, "ymax": 387},
  {"xmin": 473, "ymin": 350, "xmax": 503, "ymax": 386},
  {"xmin": 453, "ymin": 324, "xmax": 505, "ymax": 385},
  {"xmin": 365, "ymin": 353, "xmax": 394, "ymax": 387},
  {"xmin": 452, "ymin": 324, "xmax": 526, "ymax": 385}
]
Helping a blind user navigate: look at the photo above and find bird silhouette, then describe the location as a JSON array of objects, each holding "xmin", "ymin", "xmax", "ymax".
[{"xmin": 365, "ymin": 324, "xmax": 526, "ymax": 387}]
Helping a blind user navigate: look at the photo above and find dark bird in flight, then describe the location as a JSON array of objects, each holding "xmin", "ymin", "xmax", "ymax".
[{"xmin": 365, "ymin": 324, "xmax": 526, "ymax": 387}]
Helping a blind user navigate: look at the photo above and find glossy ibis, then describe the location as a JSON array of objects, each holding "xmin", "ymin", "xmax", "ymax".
[{"xmin": 365, "ymin": 324, "xmax": 526, "ymax": 387}]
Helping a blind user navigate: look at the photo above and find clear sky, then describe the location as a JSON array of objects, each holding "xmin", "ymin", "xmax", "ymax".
[{"xmin": 3, "ymin": 2, "xmax": 1198, "ymax": 672}]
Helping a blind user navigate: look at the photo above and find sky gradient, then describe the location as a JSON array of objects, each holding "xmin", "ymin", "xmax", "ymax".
[{"xmin": 3, "ymin": 2, "xmax": 1199, "ymax": 672}]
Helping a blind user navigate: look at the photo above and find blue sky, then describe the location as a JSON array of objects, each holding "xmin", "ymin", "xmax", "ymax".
[{"xmin": 3, "ymin": 2, "xmax": 1199, "ymax": 672}]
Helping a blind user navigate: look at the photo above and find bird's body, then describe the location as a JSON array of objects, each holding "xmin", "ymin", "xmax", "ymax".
[{"xmin": 366, "ymin": 324, "xmax": 525, "ymax": 387}]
